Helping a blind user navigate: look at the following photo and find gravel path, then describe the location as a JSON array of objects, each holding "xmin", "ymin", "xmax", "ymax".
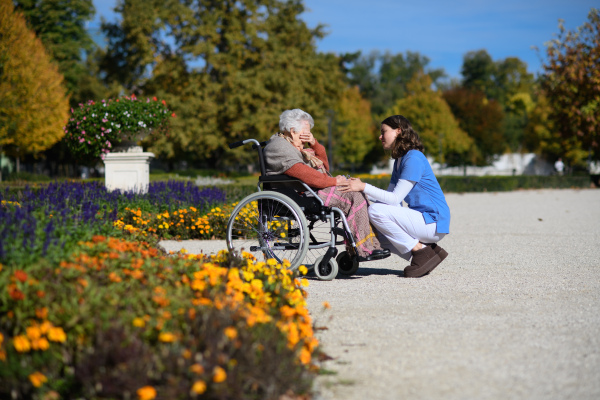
[{"xmin": 160, "ymin": 189, "xmax": 600, "ymax": 400}]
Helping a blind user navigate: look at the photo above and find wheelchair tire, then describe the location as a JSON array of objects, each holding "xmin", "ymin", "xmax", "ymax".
[
  {"xmin": 336, "ymin": 251, "xmax": 359, "ymax": 276},
  {"xmin": 313, "ymin": 255, "xmax": 338, "ymax": 281},
  {"xmin": 226, "ymin": 191, "xmax": 309, "ymax": 271}
]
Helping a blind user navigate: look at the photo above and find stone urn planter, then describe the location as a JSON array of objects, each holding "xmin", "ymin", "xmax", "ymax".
[
  {"xmin": 103, "ymin": 137, "xmax": 154, "ymax": 194},
  {"xmin": 63, "ymin": 96, "xmax": 174, "ymax": 194}
]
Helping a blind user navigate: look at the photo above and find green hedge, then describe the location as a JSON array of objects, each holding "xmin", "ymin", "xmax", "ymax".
[{"xmin": 218, "ymin": 175, "xmax": 595, "ymax": 203}]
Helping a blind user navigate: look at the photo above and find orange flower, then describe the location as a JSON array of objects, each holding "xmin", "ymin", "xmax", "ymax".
[
  {"xmin": 14, "ymin": 270, "xmax": 28, "ymax": 282},
  {"xmin": 212, "ymin": 366, "xmax": 227, "ymax": 383},
  {"xmin": 158, "ymin": 332, "xmax": 176, "ymax": 343},
  {"xmin": 48, "ymin": 327, "xmax": 66, "ymax": 343},
  {"xmin": 299, "ymin": 347, "xmax": 312, "ymax": 365},
  {"xmin": 224, "ymin": 327, "xmax": 238, "ymax": 340},
  {"xmin": 322, "ymin": 301, "xmax": 331, "ymax": 309},
  {"xmin": 26, "ymin": 326, "xmax": 42, "ymax": 340},
  {"xmin": 9, "ymin": 287, "xmax": 25, "ymax": 301},
  {"xmin": 31, "ymin": 337, "xmax": 50, "ymax": 351},
  {"xmin": 36, "ymin": 307, "xmax": 48, "ymax": 319},
  {"xmin": 29, "ymin": 371, "xmax": 48, "ymax": 387},
  {"xmin": 190, "ymin": 363, "xmax": 204, "ymax": 374},
  {"xmin": 191, "ymin": 380, "xmax": 207, "ymax": 394},
  {"xmin": 13, "ymin": 335, "xmax": 31, "ymax": 352},
  {"xmin": 137, "ymin": 386, "xmax": 157, "ymax": 400}
]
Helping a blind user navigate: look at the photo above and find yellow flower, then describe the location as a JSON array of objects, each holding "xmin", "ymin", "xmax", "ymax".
[
  {"xmin": 133, "ymin": 318, "xmax": 146, "ymax": 328},
  {"xmin": 224, "ymin": 326, "xmax": 238, "ymax": 340},
  {"xmin": 298, "ymin": 265, "xmax": 308, "ymax": 275},
  {"xmin": 29, "ymin": 371, "xmax": 47, "ymax": 387},
  {"xmin": 191, "ymin": 380, "xmax": 207, "ymax": 394},
  {"xmin": 137, "ymin": 386, "xmax": 157, "ymax": 400},
  {"xmin": 158, "ymin": 332, "xmax": 176, "ymax": 343},
  {"xmin": 0, "ymin": 332, "xmax": 3, "ymax": 345},
  {"xmin": 212, "ymin": 366, "xmax": 227, "ymax": 383},
  {"xmin": 13, "ymin": 335, "xmax": 31, "ymax": 352},
  {"xmin": 48, "ymin": 327, "xmax": 66, "ymax": 343},
  {"xmin": 300, "ymin": 278, "xmax": 309, "ymax": 287}
]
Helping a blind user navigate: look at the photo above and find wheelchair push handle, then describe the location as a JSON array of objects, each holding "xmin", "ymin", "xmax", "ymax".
[{"xmin": 229, "ymin": 139, "xmax": 261, "ymax": 149}]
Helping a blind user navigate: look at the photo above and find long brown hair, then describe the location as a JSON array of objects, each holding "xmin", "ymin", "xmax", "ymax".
[{"xmin": 382, "ymin": 115, "xmax": 424, "ymax": 159}]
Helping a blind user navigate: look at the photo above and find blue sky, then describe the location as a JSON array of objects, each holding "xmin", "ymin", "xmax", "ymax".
[{"xmin": 90, "ymin": 0, "xmax": 597, "ymax": 79}]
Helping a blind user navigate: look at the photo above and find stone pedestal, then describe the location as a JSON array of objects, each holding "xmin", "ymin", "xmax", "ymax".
[{"xmin": 103, "ymin": 146, "xmax": 154, "ymax": 193}]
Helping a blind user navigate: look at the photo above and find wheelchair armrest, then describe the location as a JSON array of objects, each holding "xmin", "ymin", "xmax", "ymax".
[{"xmin": 258, "ymin": 174, "xmax": 301, "ymax": 183}]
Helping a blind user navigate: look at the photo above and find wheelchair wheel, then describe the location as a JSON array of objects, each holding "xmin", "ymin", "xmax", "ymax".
[
  {"xmin": 313, "ymin": 255, "xmax": 338, "ymax": 281},
  {"xmin": 336, "ymin": 251, "xmax": 359, "ymax": 276},
  {"xmin": 226, "ymin": 191, "xmax": 309, "ymax": 270}
]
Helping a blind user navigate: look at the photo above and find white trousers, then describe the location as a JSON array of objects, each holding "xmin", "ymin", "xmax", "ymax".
[{"xmin": 368, "ymin": 203, "xmax": 446, "ymax": 261}]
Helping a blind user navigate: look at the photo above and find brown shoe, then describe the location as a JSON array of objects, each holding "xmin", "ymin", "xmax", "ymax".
[
  {"xmin": 404, "ymin": 245, "xmax": 441, "ymax": 278},
  {"xmin": 427, "ymin": 243, "xmax": 448, "ymax": 261}
]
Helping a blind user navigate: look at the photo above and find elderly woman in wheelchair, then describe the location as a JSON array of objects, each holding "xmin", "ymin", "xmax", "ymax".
[{"xmin": 226, "ymin": 109, "xmax": 390, "ymax": 280}]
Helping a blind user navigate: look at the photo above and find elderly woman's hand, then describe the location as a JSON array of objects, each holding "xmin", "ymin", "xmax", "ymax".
[
  {"xmin": 337, "ymin": 177, "xmax": 366, "ymax": 192},
  {"xmin": 299, "ymin": 130, "xmax": 316, "ymax": 146},
  {"xmin": 335, "ymin": 175, "xmax": 347, "ymax": 185}
]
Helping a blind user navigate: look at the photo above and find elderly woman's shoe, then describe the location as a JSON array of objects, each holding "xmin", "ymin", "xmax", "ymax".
[
  {"xmin": 357, "ymin": 248, "xmax": 391, "ymax": 262},
  {"xmin": 404, "ymin": 245, "xmax": 441, "ymax": 278}
]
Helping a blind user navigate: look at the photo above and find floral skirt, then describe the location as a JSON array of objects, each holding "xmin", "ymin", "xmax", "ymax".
[{"xmin": 317, "ymin": 187, "xmax": 381, "ymax": 258}]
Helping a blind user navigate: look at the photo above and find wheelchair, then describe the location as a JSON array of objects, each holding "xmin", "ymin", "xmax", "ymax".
[{"xmin": 226, "ymin": 139, "xmax": 390, "ymax": 281}]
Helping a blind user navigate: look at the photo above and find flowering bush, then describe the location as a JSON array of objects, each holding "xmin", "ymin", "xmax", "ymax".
[
  {"xmin": 64, "ymin": 94, "xmax": 175, "ymax": 160},
  {"xmin": 0, "ymin": 237, "xmax": 319, "ymax": 399}
]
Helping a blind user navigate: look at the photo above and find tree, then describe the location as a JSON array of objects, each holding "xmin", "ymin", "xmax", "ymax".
[
  {"xmin": 107, "ymin": 0, "xmax": 347, "ymax": 167},
  {"xmin": 386, "ymin": 72, "xmax": 473, "ymax": 165},
  {"xmin": 540, "ymin": 8, "xmax": 600, "ymax": 166},
  {"xmin": 443, "ymin": 87, "xmax": 506, "ymax": 165},
  {"xmin": 0, "ymin": 0, "xmax": 69, "ymax": 178},
  {"xmin": 14, "ymin": 0, "xmax": 105, "ymax": 106},
  {"xmin": 347, "ymin": 50, "xmax": 446, "ymax": 116},
  {"xmin": 331, "ymin": 86, "xmax": 376, "ymax": 169},
  {"xmin": 461, "ymin": 50, "xmax": 495, "ymax": 95}
]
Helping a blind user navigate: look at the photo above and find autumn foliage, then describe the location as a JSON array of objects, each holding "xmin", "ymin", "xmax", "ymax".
[
  {"xmin": 0, "ymin": 0, "xmax": 69, "ymax": 156},
  {"xmin": 540, "ymin": 8, "xmax": 600, "ymax": 166}
]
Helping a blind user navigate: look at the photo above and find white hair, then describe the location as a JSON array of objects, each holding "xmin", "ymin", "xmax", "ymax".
[{"xmin": 279, "ymin": 109, "xmax": 314, "ymax": 134}]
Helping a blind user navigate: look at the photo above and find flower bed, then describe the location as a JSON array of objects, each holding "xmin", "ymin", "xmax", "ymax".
[
  {"xmin": 0, "ymin": 237, "xmax": 318, "ymax": 399},
  {"xmin": 0, "ymin": 180, "xmax": 225, "ymax": 267},
  {"xmin": 0, "ymin": 180, "xmax": 322, "ymax": 399}
]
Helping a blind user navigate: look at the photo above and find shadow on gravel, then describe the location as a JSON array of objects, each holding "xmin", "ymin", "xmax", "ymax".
[{"xmin": 305, "ymin": 267, "xmax": 404, "ymax": 280}]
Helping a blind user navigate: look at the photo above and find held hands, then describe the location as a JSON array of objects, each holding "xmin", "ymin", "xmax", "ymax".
[
  {"xmin": 335, "ymin": 175, "xmax": 347, "ymax": 185},
  {"xmin": 337, "ymin": 177, "xmax": 365, "ymax": 192}
]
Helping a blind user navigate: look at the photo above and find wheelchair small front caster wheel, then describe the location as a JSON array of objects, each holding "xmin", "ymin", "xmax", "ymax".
[
  {"xmin": 314, "ymin": 255, "xmax": 338, "ymax": 281},
  {"xmin": 336, "ymin": 251, "xmax": 359, "ymax": 276}
]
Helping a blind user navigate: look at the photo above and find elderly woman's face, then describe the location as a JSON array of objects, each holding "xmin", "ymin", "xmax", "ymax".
[{"xmin": 290, "ymin": 120, "xmax": 310, "ymax": 148}]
